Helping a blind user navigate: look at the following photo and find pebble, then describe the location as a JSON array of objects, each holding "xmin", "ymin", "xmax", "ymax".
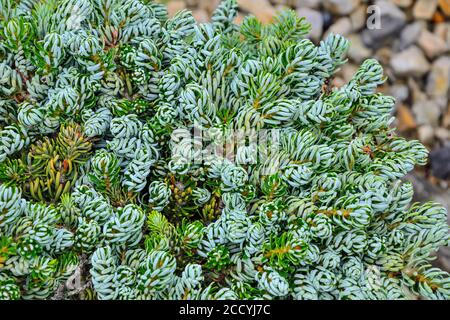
[
  {"xmin": 295, "ymin": 0, "xmax": 321, "ymax": 8},
  {"xmin": 321, "ymin": 12, "xmax": 333, "ymax": 31},
  {"xmin": 430, "ymin": 145, "xmax": 450, "ymax": 180},
  {"xmin": 412, "ymin": 99, "xmax": 442, "ymax": 127},
  {"xmin": 274, "ymin": 4, "xmax": 289, "ymax": 11},
  {"xmin": 413, "ymin": 0, "xmax": 438, "ymax": 20},
  {"xmin": 435, "ymin": 127, "xmax": 450, "ymax": 141},
  {"xmin": 418, "ymin": 125, "xmax": 435, "ymax": 145},
  {"xmin": 185, "ymin": 0, "xmax": 199, "ymax": 6},
  {"xmin": 347, "ymin": 34, "xmax": 372, "ymax": 63},
  {"xmin": 322, "ymin": 0, "xmax": 361, "ymax": 16},
  {"xmin": 435, "ymin": 23, "xmax": 450, "ymax": 49},
  {"xmin": 417, "ymin": 29, "xmax": 449, "ymax": 59},
  {"xmin": 326, "ymin": 17, "xmax": 353, "ymax": 37},
  {"xmin": 390, "ymin": 0, "xmax": 413, "ymax": 7},
  {"xmin": 349, "ymin": 4, "xmax": 367, "ymax": 31},
  {"xmin": 389, "ymin": 84, "xmax": 410, "ymax": 103},
  {"xmin": 361, "ymin": 0, "xmax": 406, "ymax": 48},
  {"xmin": 390, "ymin": 46, "xmax": 430, "ymax": 77},
  {"xmin": 167, "ymin": 0, "xmax": 187, "ymax": 17},
  {"xmin": 443, "ymin": 104, "xmax": 450, "ymax": 128},
  {"xmin": 399, "ymin": 22, "xmax": 424, "ymax": 50},
  {"xmin": 193, "ymin": 9, "xmax": 209, "ymax": 23},
  {"xmin": 338, "ymin": 63, "xmax": 359, "ymax": 82},
  {"xmin": 408, "ymin": 78, "xmax": 425, "ymax": 103},
  {"xmin": 297, "ymin": 8, "xmax": 323, "ymax": 41},
  {"xmin": 375, "ymin": 47, "xmax": 393, "ymax": 66},
  {"xmin": 237, "ymin": 0, "xmax": 276, "ymax": 24},
  {"xmin": 427, "ymin": 57, "xmax": 450, "ymax": 99},
  {"xmin": 434, "ymin": 23, "xmax": 450, "ymax": 43},
  {"xmin": 198, "ymin": 0, "xmax": 221, "ymax": 13},
  {"xmin": 396, "ymin": 104, "xmax": 417, "ymax": 131}
]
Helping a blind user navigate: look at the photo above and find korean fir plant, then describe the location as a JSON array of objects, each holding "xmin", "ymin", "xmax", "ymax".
[{"xmin": 0, "ymin": 0, "xmax": 449, "ymax": 300}]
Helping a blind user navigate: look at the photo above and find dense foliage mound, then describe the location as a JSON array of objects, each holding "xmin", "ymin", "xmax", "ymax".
[{"xmin": 0, "ymin": 0, "xmax": 449, "ymax": 300}]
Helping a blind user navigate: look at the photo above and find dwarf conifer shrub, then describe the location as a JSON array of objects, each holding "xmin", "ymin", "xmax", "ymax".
[{"xmin": 0, "ymin": 0, "xmax": 449, "ymax": 300}]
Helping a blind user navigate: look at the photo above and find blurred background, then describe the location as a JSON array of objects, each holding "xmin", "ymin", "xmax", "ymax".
[{"xmin": 159, "ymin": 0, "xmax": 450, "ymax": 270}]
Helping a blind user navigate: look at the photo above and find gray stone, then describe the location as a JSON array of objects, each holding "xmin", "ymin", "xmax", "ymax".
[
  {"xmin": 323, "ymin": 0, "xmax": 360, "ymax": 15},
  {"xmin": 430, "ymin": 145, "xmax": 450, "ymax": 180},
  {"xmin": 297, "ymin": 8, "xmax": 323, "ymax": 41},
  {"xmin": 399, "ymin": 22, "xmax": 424, "ymax": 50},
  {"xmin": 390, "ymin": 46, "xmax": 430, "ymax": 77},
  {"xmin": 389, "ymin": 84, "xmax": 410, "ymax": 103},
  {"xmin": 295, "ymin": 0, "xmax": 320, "ymax": 8},
  {"xmin": 412, "ymin": 99, "xmax": 442, "ymax": 127},
  {"xmin": 361, "ymin": 0, "xmax": 407, "ymax": 48},
  {"xmin": 427, "ymin": 56, "xmax": 450, "ymax": 99},
  {"xmin": 418, "ymin": 29, "xmax": 449, "ymax": 59},
  {"xmin": 347, "ymin": 34, "xmax": 372, "ymax": 63}
]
